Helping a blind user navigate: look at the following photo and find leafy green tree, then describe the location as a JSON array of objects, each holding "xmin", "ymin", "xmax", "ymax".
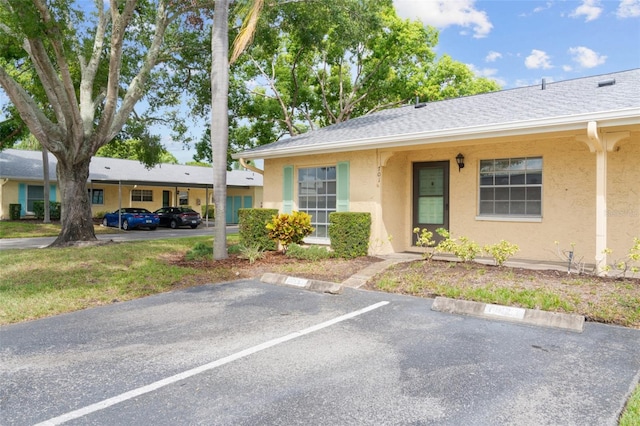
[
  {"xmin": 194, "ymin": 0, "xmax": 500, "ymax": 157},
  {"xmin": 0, "ymin": 0, "xmax": 213, "ymax": 245},
  {"xmin": 96, "ymin": 139, "xmax": 178, "ymax": 165}
]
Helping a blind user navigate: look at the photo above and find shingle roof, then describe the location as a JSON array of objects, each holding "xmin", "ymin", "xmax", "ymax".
[
  {"xmin": 0, "ymin": 149, "xmax": 263, "ymax": 188},
  {"xmin": 235, "ymin": 69, "xmax": 640, "ymax": 159}
]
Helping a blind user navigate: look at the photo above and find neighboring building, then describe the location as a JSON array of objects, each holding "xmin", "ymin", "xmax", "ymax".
[
  {"xmin": 0, "ymin": 149, "xmax": 263, "ymax": 224},
  {"xmin": 233, "ymin": 69, "xmax": 640, "ymax": 269}
]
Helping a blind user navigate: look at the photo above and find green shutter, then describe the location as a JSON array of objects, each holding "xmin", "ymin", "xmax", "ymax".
[
  {"xmin": 18, "ymin": 183, "xmax": 26, "ymax": 217},
  {"xmin": 336, "ymin": 161, "xmax": 350, "ymax": 212},
  {"xmin": 50, "ymin": 184, "xmax": 56, "ymax": 202},
  {"xmin": 283, "ymin": 165, "xmax": 294, "ymax": 213}
]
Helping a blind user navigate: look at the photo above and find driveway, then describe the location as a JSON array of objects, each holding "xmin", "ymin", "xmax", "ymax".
[
  {"xmin": 0, "ymin": 224, "xmax": 238, "ymax": 250},
  {"xmin": 1, "ymin": 280, "xmax": 639, "ymax": 425}
]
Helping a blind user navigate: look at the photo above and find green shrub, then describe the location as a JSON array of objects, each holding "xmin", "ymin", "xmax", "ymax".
[
  {"xmin": 32, "ymin": 201, "xmax": 61, "ymax": 220},
  {"xmin": 9, "ymin": 204, "xmax": 21, "ymax": 220},
  {"xmin": 328, "ymin": 212, "xmax": 371, "ymax": 259},
  {"xmin": 266, "ymin": 211, "xmax": 314, "ymax": 253},
  {"xmin": 286, "ymin": 243, "xmax": 334, "ymax": 260},
  {"xmin": 94, "ymin": 211, "xmax": 110, "ymax": 219},
  {"xmin": 239, "ymin": 208, "xmax": 278, "ymax": 251},
  {"xmin": 185, "ymin": 242, "xmax": 212, "ymax": 260},
  {"xmin": 435, "ymin": 228, "xmax": 480, "ymax": 262},
  {"xmin": 201, "ymin": 205, "xmax": 215, "ymax": 220},
  {"xmin": 484, "ymin": 240, "xmax": 520, "ymax": 266}
]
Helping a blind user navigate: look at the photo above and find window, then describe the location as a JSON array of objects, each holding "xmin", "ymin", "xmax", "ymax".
[
  {"xmin": 179, "ymin": 191, "xmax": 189, "ymax": 206},
  {"xmin": 131, "ymin": 189, "xmax": 153, "ymax": 202},
  {"xmin": 26, "ymin": 185, "xmax": 44, "ymax": 213},
  {"xmin": 479, "ymin": 157, "xmax": 542, "ymax": 217},
  {"xmin": 298, "ymin": 166, "xmax": 337, "ymax": 238},
  {"xmin": 88, "ymin": 189, "xmax": 104, "ymax": 205}
]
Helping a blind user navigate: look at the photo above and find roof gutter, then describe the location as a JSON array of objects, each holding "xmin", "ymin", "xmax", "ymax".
[
  {"xmin": 233, "ymin": 108, "xmax": 640, "ymax": 160},
  {"xmin": 239, "ymin": 157, "xmax": 263, "ymax": 175}
]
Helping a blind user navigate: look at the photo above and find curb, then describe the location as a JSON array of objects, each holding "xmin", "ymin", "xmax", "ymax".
[
  {"xmin": 260, "ymin": 273, "xmax": 343, "ymax": 294},
  {"xmin": 431, "ymin": 297, "xmax": 585, "ymax": 333}
]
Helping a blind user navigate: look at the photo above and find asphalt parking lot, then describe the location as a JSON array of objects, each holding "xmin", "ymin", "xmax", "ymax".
[{"xmin": 1, "ymin": 280, "xmax": 639, "ymax": 425}]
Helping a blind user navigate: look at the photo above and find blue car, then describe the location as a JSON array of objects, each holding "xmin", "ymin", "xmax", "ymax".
[{"xmin": 102, "ymin": 208, "xmax": 159, "ymax": 231}]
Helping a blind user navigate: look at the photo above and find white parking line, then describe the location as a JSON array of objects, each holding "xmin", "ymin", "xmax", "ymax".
[{"xmin": 35, "ymin": 301, "xmax": 390, "ymax": 425}]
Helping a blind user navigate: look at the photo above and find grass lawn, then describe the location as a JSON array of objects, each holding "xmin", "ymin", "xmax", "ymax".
[{"xmin": 1, "ymin": 221, "xmax": 638, "ymax": 423}]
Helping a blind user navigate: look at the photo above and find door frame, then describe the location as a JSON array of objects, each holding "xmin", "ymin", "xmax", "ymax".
[{"xmin": 412, "ymin": 161, "xmax": 450, "ymax": 245}]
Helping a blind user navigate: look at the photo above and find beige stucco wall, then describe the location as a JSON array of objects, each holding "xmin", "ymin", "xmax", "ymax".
[
  {"xmin": 263, "ymin": 130, "xmax": 640, "ymax": 263},
  {"xmin": 0, "ymin": 181, "xmax": 262, "ymax": 220},
  {"xmin": 0, "ymin": 180, "xmax": 63, "ymax": 220},
  {"xmin": 89, "ymin": 184, "xmax": 261, "ymax": 216}
]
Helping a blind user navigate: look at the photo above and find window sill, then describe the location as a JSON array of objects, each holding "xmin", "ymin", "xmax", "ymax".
[
  {"xmin": 303, "ymin": 237, "xmax": 331, "ymax": 245},
  {"xmin": 475, "ymin": 215, "xmax": 542, "ymax": 223}
]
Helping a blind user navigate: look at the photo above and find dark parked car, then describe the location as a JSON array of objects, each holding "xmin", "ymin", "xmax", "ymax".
[
  {"xmin": 154, "ymin": 207, "xmax": 202, "ymax": 229},
  {"xmin": 102, "ymin": 208, "xmax": 159, "ymax": 230}
]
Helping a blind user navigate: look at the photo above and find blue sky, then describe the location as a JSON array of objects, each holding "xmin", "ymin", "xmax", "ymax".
[{"xmin": 394, "ymin": 0, "xmax": 640, "ymax": 88}]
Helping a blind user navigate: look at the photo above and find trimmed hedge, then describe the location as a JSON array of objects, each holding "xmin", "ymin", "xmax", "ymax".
[
  {"xmin": 329, "ymin": 212, "xmax": 371, "ymax": 258},
  {"xmin": 9, "ymin": 204, "xmax": 21, "ymax": 220},
  {"xmin": 238, "ymin": 208, "xmax": 279, "ymax": 251},
  {"xmin": 201, "ymin": 206, "xmax": 215, "ymax": 220},
  {"xmin": 33, "ymin": 201, "xmax": 61, "ymax": 220}
]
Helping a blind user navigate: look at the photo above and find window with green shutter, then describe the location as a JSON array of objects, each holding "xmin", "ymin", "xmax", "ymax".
[{"xmin": 295, "ymin": 162, "xmax": 349, "ymax": 239}]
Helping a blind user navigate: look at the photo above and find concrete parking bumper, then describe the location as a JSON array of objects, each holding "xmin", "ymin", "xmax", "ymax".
[{"xmin": 431, "ymin": 296, "xmax": 585, "ymax": 332}]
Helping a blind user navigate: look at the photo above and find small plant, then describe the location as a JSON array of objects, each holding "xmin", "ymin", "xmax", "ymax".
[
  {"xmin": 266, "ymin": 211, "xmax": 314, "ymax": 253},
  {"xmin": 435, "ymin": 228, "xmax": 481, "ymax": 262},
  {"xmin": 238, "ymin": 243, "xmax": 265, "ymax": 264},
  {"xmin": 601, "ymin": 237, "xmax": 640, "ymax": 276},
  {"xmin": 553, "ymin": 241, "xmax": 590, "ymax": 274},
  {"xmin": 413, "ymin": 227, "xmax": 436, "ymax": 260},
  {"xmin": 185, "ymin": 241, "xmax": 212, "ymax": 260},
  {"xmin": 286, "ymin": 243, "xmax": 334, "ymax": 260},
  {"xmin": 484, "ymin": 240, "xmax": 520, "ymax": 266}
]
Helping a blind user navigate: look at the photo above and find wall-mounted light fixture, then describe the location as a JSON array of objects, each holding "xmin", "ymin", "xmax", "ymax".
[{"xmin": 455, "ymin": 153, "xmax": 465, "ymax": 172}]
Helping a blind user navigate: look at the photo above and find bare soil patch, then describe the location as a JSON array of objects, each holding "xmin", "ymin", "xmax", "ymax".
[{"xmin": 171, "ymin": 251, "xmax": 384, "ymax": 283}]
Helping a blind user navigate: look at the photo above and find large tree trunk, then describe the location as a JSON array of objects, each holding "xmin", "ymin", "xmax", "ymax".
[
  {"xmin": 211, "ymin": 0, "xmax": 230, "ymax": 260},
  {"xmin": 50, "ymin": 156, "xmax": 96, "ymax": 246}
]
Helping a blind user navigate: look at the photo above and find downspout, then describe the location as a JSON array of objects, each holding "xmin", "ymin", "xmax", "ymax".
[{"xmin": 240, "ymin": 158, "xmax": 263, "ymax": 175}]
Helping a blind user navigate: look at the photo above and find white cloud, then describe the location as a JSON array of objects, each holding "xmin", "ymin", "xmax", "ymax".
[
  {"xmin": 533, "ymin": 2, "xmax": 554, "ymax": 13},
  {"xmin": 563, "ymin": 65, "xmax": 574, "ymax": 72},
  {"xmin": 568, "ymin": 46, "xmax": 607, "ymax": 68},
  {"xmin": 570, "ymin": 0, "xmax": 603, "ymax": 22},
  {"xmin": 393, "ymin": 0, "xmax": 493, "ymax": 38},
  {"xmin": 525, "ymin": 50, "xmax": 553, "ymax": 69},
  {"xmin": 485, "ymin": 51, "xmax": 502, "ymax": 62},
  {"xmin": 617, "ymin": 0, "xmax": 640, "ymax": 17}
]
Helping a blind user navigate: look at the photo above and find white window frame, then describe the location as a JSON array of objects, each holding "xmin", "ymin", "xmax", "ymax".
[
  {"xmin": 476, "ymin": 156, "xmax": 543, "ymax": 222},
  {"xmin": 298, "ymin": 166, "xmax": 337, "ymax": 241}
]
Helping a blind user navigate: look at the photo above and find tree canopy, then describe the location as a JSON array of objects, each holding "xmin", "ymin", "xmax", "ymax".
[{"xmin": 192, "ymin": 0, "xmax": 501, "ymax": 162}]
